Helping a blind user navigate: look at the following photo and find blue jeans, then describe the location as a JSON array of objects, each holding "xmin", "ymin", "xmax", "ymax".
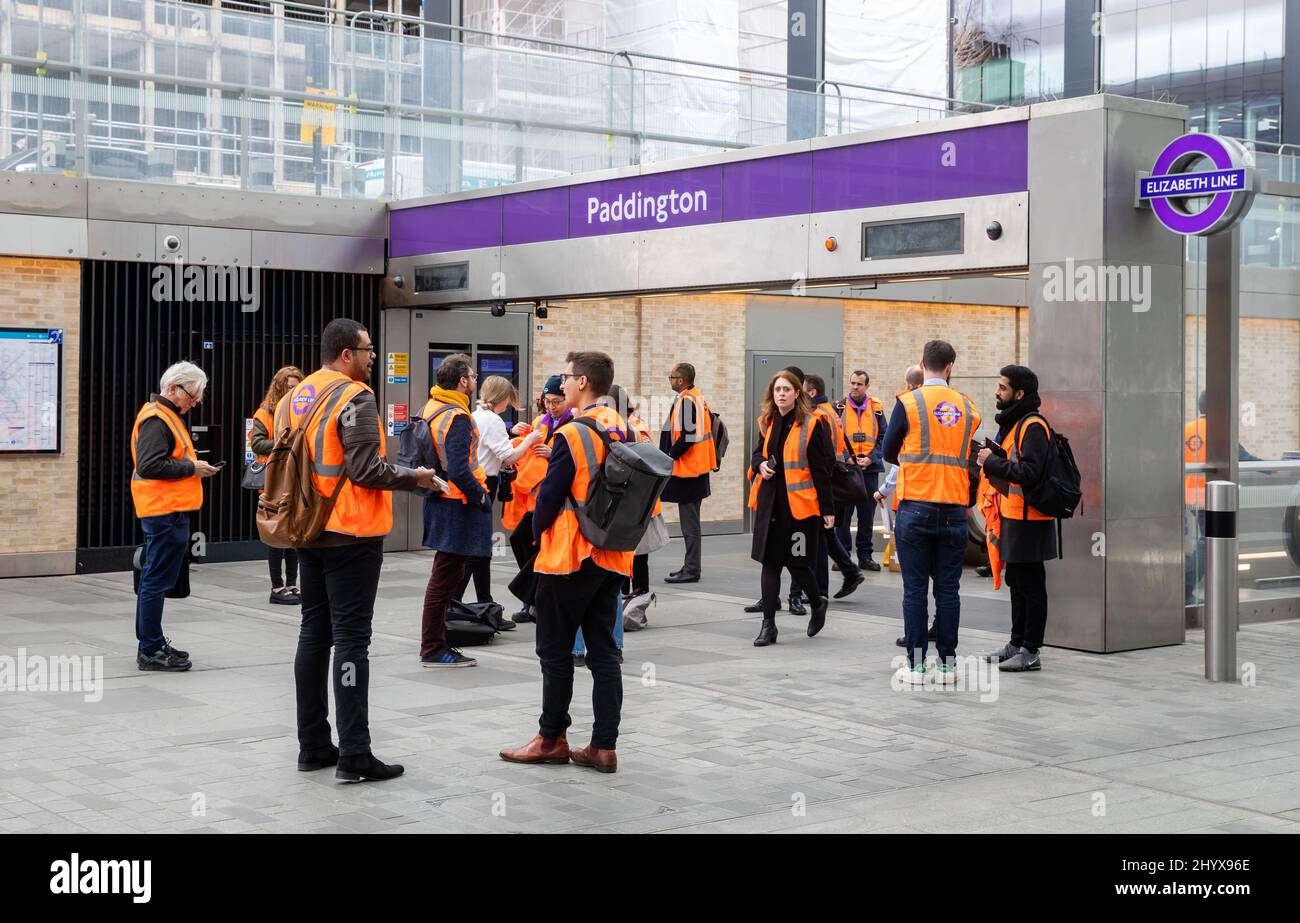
[
  {"xmin": 574, "ymin": 590, "xmax": 623, "ymax": 655},
  {"xmin": 135, "ymin": 512, "xmax": 191, "ymax": 654},
  {"xmin": 894, "ymin": 500, "xmax": 967, "ymax": 666}
]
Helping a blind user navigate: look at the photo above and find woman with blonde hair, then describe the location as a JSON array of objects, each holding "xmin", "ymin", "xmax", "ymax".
[
  {"xmin": 747, "ymin": 369, "xmax": 836, "ymax": 647},
  {"xmin": 249, "ymin": 364, "xmax": 304, "ymax": 604},
  {"xmin": 457, "ymin": 375, "xmax": 544, "ymax": 605}
]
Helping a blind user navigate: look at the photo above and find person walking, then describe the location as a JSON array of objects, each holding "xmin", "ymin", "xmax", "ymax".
[
  {"xmin": 249, "ymin": 364, "xmax": 304, "ymax": 605},
  {"xmin": 747, "ymin": 369, "xmax": 835, "ymax": 647},
  {"xmin": 803, "ymin": 374, "xmax": 865, "ymax": 601},
  {"xmin": 661, "ymin": 362, "xmax": 716, "ymax": 584},
  {"xmin": 505, "ymin": 375, "xmax": 571, "ymax": 624},
  {"xmin": 976, "ymin": 365, "xmax": 1057, "ymax": 672},
  {"xmin": 500, "ymin": 351, "xmax": 632, "ymax": 774},
  {"xmin": 836, "ymin": 369, "xmax": 887, "ymax": 572},
  {"xmin": 418, "ymin": 353, "xmax": 493, "ymax": 668},
  {"xmin": 455, "ymin": 375, "xmax": 544, "ymax": 606},
  {"xmin": 131, "ymin": 361, "xmax": 221, "ymax": 672},
  {"xmin": 882, "ymin": 340, "xmax": 981, "ymax": 686},
  {"xmin": 281, "ymin": 318, "xmax": 438, "ymax": 782}
]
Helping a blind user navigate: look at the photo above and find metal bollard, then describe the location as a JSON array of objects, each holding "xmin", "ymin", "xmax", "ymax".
[{"xmin": 1203, "ymin": 480, "xmax": 1238, "ymax": 682}]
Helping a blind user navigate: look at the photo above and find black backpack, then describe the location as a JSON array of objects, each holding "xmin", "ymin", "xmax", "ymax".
[
  {"xmin": 709, "ymin": 410, "xmax": 730, "ymax": 471},
  {"xmin": 1014, "ymin": 414, "xmax": 1083, "ymax": 519},
  {"xmin": 572, "ymin": 416, "xmax": 673, "ymax": 552},
  {"xmin": 396, "ymin": 404, "xmax": 458, "ymax": 496},
  {"xmin": 446, "ymin": 599, "xmax": 507, "ymax": 646}
]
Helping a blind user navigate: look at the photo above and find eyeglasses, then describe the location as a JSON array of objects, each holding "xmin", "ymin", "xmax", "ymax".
[
  {"xmin": 559, "ymin": 373, "xmax": 581, "ymax": 384},
  {"xmin": 668, "ymin": 375, "xmax": 684, "ymax": 382},
  {"xmin": 350, "ymin": 345, "xmax": 378, "ymax": 354},
  {"xmin": 180, "ymin": 385, "xmax": 203, "ymax": 406}
]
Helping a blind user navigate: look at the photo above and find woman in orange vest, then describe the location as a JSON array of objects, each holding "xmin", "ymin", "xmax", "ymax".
[
  {"xmin": 976, "ymin": 365, "xmax": 1056, "ymax": 674},
  {"xmin": 504, "ymin": 375, "xmax": 572, "ymax": 624},
  {"xmin": 747, "ymin": 369, "xmax": 836, "ymax": 647},
  {"xmin": 249, "ymin": 365, "xmax": 304, "ymax": 606},
  {"xmin": 131, "ymin": 361, "xmax": 221, "ymax": 672}
]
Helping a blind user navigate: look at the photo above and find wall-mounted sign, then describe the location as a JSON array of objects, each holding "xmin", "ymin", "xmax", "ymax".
[
  {"xmin": 386, "ymin": 351, "xmax": 409, "ymax": 385},
  {"xmin": 1137, "ymin": 133, "xmax": 1256, "ymax": 236}
]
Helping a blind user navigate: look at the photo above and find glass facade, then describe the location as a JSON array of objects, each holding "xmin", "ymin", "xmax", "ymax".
[{"xmin": 951, "ymin": 0, "xmax": 1068, "ymax": 105}]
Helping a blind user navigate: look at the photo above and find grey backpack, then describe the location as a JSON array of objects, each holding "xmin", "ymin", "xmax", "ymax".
[{"xmin": 572, "ymin": 417, "xmax": 673, "ymax": 552}]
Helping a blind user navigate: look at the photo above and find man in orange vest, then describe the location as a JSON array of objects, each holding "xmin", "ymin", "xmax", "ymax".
[
  {"xmin": 501, "ymin": 351, "xmax": 632, "ymax": 774},
  {"xmin": 803, "ymin": 373, "xmax": 865, "ymax": 601},
  {"xmin": 881, "ymin": 340, "xmax": 981, "ymax": 686},
  {"xmin": 660, "ymin": 362, "xmax": 716, "ymax": 584},
  {"xmin": 975, "ymin": 365, "xmax": 1056, "ymax": 673},
  {"xmin": 281, "ymin": 318, "xmax": 439, "ymax": 782},
  {"xmin": 418, "ymin": 352, "xmax": 492, "ymax": 669},
  {"xmin": 836, "ymin": 369, "xmax": 887, "ymax": 571},
  {"xmin": 131, "ymin": 361, "xmax": 221, "ymax": 672}
]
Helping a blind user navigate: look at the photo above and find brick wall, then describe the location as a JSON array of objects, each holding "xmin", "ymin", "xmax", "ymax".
[{"xmin": 0, "ymin": 258, "xmax": 80, "ymax": 565}]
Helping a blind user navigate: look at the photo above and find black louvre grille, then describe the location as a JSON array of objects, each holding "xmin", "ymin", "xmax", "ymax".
[{"xmin": 77, "ymin": 261, "xmax": 380, "ymax": 572}]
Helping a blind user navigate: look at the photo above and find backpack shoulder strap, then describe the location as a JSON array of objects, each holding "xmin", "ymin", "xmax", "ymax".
[{"xmin": 572, "ymin": 414, "xmax": 613, "ymax": 449}]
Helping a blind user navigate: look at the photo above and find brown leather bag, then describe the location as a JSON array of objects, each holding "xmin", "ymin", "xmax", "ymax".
[{"xmin": 256, "ymin": 379, "xmax": 350, "ymax": 549}]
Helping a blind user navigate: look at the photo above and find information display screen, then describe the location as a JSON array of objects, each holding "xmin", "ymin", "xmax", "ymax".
[
  {"xmin": 862, "ymin": 215, "xmax": 963, "ymax": 260},
  {"xmin": 414, "ymin": 263, "xmax": 469, "ymax": 292},
  {"xmin": 0, "ymin": 327, "xmax": 63, "ymax": 454}
]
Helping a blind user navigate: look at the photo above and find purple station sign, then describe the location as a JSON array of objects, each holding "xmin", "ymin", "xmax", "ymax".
[
  {"xmin": 1138, "ymin": 133, "xmax": 1256, "ymax": 237},
  {"xmin": 390, "ymin": 120, "xmax": 1028, "ymax": 258}
]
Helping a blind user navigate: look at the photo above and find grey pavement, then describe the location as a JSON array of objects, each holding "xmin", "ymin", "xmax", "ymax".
[{"xmin": 2, "ymin": 533, "xmax": 1300, "ymax": 834}]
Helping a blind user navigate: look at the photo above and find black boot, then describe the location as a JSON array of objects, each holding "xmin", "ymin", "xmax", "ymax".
[
  {"xmin": 336, "ymin": 753, "xmax": 405, "ymax": 783},
  {"xmin": 297, "ymin": 744, "xmax": 340, "ymax": 772},
  {"xmin": 753, "ymin": 617, "xmax": 778, "ymax": 647},
  {"xmin": 807, "ymin": 596, "xmax": 829, "ymax": 637},
  {"xmin": 833, "ymin": 566, "xmax": 864, "ymax": 599},
  {"xmin": 787, "ymin": 593, "xmax": 807, "ymax": 617}
]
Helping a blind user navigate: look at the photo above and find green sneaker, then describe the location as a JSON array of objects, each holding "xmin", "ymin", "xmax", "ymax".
[{"xmin": 935, "ymin": 662, "xmax": 958, "ymax": 685}]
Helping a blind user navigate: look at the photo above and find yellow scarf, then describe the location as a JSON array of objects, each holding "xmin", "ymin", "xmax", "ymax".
[{"xmin": 430, "ymin": 386, "xmax": 470, "ymax": 412}]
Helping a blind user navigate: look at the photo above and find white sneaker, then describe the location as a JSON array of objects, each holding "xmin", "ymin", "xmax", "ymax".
[{"xmin": 894, "ymin": 663, "xmax": 926, "ymax": 686}]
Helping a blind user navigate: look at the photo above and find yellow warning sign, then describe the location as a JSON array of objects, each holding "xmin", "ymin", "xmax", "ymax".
[{"xmin": 300, "ymin": 87, "xmax": 338, "ymax": 145}]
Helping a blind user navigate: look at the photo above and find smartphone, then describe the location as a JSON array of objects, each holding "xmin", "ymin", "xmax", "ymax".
[{"xmin": 213, "ymin": 460, "xmax": 227, "ymax": 470}]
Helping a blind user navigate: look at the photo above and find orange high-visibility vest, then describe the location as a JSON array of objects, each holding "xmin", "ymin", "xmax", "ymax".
[
  {"xmin": 999, "ymin": 416, "xmax": 1053, "ymax": 521},
  {"xmin": 896, "ymin": 384, "xmax": 980, "ymax": 505},
  {"xmin": 535, "ymin": 404, "xmax": 635, "ymax": 577},
  {"xmin": 252, "ymin": 404, "xmax": 275, "ymax": 464},
  {"xmin": 276, "ymin": 368, "xmax": 392, "ymax": 538},
  {"xmin": 811, "ymin": 402, "xmax": 848, "ymax": 458},
  {"xmin": 130, "ymin": 401, "xmax": 203, "ymax": 518},
  {"xmin": 629, "ymin": 414, "xmax": 663, "ymax": 518},
  {"xmin": 668, "ymin": 388, "xmax": 717, "ymax": 477},
  {"xmin": 419, "ymin": 395, "xmax": 489, "ymax": 505},
  {"xmin": 842, "ymin": 395, "xmax": 883, "ymax": 458},
  {"xmin": 747, "ymin": 412, "xmax": 820, "ymax": 520},
  {"xmin": 502, "ymin": 413, "xmax": 556, "ymax": 531},
  {"xmin": 1184, "ymin": 417, "xmax": 1206, "ymax": 506}
]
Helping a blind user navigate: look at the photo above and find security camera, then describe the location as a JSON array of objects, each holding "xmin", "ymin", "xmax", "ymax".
[
  {"xmin": 985, "ymin": 221, "xmax": 1002, "ymax": 241},
  {"xmin": 391, "ymin": 274, "xmax": 405, "ymax": 289},
  {"xmin": 490, "ymin": 302, "xmax": 506, "ymax": 318},
  {"xmin": 162, "ymin": 234, "xmax": 182, "ymax": 253},
  {"xmin": 534, "ymin": 301, "xmax": 548, "ymax": 319}
]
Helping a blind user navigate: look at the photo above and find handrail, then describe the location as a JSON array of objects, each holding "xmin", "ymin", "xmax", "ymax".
[
  {"xmin": 0, "ymin": 52, "xmax": 752, "ymax": 153},
  {"xmin": 136, "ymin": 0, "xmax": 1003, "ymax": 113}
]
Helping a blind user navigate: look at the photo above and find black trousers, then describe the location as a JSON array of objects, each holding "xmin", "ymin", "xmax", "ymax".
[
  {"xmin": 455, "ymin": 474, "xmax": 496, "ymax": 603},
  {"xmin": 295, "ymin": 540, "xmax": 383, "ymax": 758},
  {"xmin": 1004, "ymin": 561, "xmax": 1049, "ymax": 653},
  {"xmin": 677, "ymin": 500, "xmax": 702, "ymax": 576},
  {"xmin": 815, "ymin": 525, "xmax": 857, "ymax": 597},
  {"xmin": 535, "ymin": 559, "xmax": 624, "ymax": 749},
  {"xmin": 761, "ymin": 560, "xmax": 819, "ymax": 620},
  {"xmin": 268, "ymin": 547, "xmax": 298, "ymax": 588},
  {"xmin": 630, "ymin": 553, "xmax": 649, "ymax": 596}
]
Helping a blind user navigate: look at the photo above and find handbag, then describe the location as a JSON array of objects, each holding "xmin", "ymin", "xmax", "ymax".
[
  {"xmin": 241, "ymin": 460, "xmax": 266, "ymax": 491},
  {"xmin": 132, "ymin": 544, "xmax": 192, "ymax": 599},
  {"xmin": 830, "ymin": 458, "xmax": 869, "ymax": 506},
  {"xmin": 634, "ymin": 513, "xmax": 670, "ymax": 555}
]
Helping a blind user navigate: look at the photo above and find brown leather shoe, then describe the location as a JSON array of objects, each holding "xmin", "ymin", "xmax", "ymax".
[
  {"xmin": 499, "ymin": 734, "xmax": 570, "ymax": 765},
  {"xmin": 570, "ymin": 744, "xmax": 617, "ymax": 774}
]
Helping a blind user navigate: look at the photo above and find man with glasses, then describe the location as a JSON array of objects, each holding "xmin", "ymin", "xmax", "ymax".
[
  {"xmin": 130, "ymin": 361, "xmax": 221, "ymax": 672},
  {"xmin": 660, "ymin": 362, "xmax": 716, "ymax": 584}
]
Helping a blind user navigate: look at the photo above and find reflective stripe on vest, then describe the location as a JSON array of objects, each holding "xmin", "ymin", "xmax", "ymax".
[
  {"xmin": 746, "ymin": 413, "xmax": 819, "ymax": 519},
  {"xmin": 897, "ymin": 385, "xmax": 979, "ymax": 505},
  {"xmin": 1001, "ymin": 416, "xmax": 1054, "ymax": 521},
  {"xmin": 535, "ymin": 404, "xmax": 635, "ymax": 577},
  {"xmin": 278, "ymin": 369, "xmax": 392, "ymax": 538},
  {"xmin": 669, "ymin": 389, "xmax": 716, "ymax": 477},
  {"xmin": 130, "ymin": 401, "xmax": 203, "ymax": 518},
  {"xmin": 420, "ymin": 398, "xmax": 488, "ymax": 504}
]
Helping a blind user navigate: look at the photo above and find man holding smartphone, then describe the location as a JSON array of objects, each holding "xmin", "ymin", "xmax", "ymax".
[{"xmin": 130, "ymin": 361, "xmax": 221, "ymax": 673}]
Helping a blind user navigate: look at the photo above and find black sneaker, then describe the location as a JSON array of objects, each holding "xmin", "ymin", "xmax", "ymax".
[
  {"xmin": 421, "ymin": 646, "xmax": 477, "ymax": 668},
  {"xmin": 161, "ymin": 637, "xmax": 189, "ymax": 660},
  {"xmin": 281, "ymin": 585, "xmax": 302, "ymax": 604},
  {"xmin": 861, "ymin": 558, "xmax": 882, "ymax": 572},
  {"xmin": 512, "ymin": 605, "xmax": 536, "ymax": 624},
  {"xmin": 138, "ymin": 647, "xmax": 191, "ymax": 672},
  {"xmin": 297, "ymin": 744, "xmax": 340, "ymax": 772},
  {"xmin": 269, "ymin": 587, "xmax": 298, "ymax": 605},
  {"xmin": 336, "ymin": 753, "xmax": 405, "ymax": 783},
  {"xmin": 787, "ymin": 594, "xmax": 807, "ymax": 617}
]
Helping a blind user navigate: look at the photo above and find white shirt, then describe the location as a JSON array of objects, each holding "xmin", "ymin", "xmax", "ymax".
[{"xmin": 472, "ymin": 407, "xmax": 514, "ymax": 477}]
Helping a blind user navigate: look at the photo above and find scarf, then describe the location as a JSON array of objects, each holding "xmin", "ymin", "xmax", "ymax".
[
  {"xmin": 429, "ymin": 386, "xmax": 470, "ymax": 412},
  {"xmin": 993, "ymin": 392, "xmax": 1042, "ymax": 443},
  {"xmin": 543, "ymin": 407, "xmax": 573, "ymax": 430}
]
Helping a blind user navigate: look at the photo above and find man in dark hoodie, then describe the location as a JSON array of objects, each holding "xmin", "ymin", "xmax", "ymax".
[{"xmin": 976, "ymin": 365, "xmax": 1056, "ymax": 673}]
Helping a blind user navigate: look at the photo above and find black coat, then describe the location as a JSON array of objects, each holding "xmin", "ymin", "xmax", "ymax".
[
  {"xmin": 749, "ymin": 409, "xmax": 835, "ymax": 565},
  {"xmin": 983, "ymin": 404, "xmax": 1058, "ymax": 563}
]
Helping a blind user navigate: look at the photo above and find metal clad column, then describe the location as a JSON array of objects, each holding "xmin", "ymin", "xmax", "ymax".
[{"xmin": 1203, "ymin": 480, "xmax": 1239, "ymax": 681}]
